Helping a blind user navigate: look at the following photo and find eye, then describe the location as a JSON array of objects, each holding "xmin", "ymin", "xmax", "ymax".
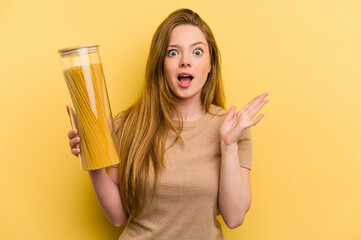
[
  {"xmin": 194, "ymin": 49, "xmax": 203, "ymax": 55},
  {"xmin": 168, "ymin": 50, "xmax": 178, "ymax": 56}
]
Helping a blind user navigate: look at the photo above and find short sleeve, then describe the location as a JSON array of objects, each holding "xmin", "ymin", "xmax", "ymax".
[{"xmin": 237, "ymin": 127, "xmax": 253, "ymax": 170}]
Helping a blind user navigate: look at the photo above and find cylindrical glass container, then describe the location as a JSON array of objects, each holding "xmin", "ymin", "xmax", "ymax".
[{"xmin": 58, "ymin": 44, "xmax": 120, "ymax": 171}]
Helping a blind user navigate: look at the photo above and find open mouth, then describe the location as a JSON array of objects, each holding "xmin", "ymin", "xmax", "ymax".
[
  {"xmin": 177, "ymin": 73, "xmax": 194, "ymax": 87},
  {"xmin": 177, "ymin": 74, "xmax": 194, "ymax": 82}
]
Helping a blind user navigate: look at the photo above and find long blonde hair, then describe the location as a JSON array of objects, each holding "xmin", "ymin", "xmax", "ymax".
[{"xmin": 116, "ymin": 8, "xmax": 225, "ymax": 217}]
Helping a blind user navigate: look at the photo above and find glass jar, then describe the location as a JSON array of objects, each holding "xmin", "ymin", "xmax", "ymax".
[{"xmin": 58, "ymin": 44, "xmax": 119, "ymax": 170}]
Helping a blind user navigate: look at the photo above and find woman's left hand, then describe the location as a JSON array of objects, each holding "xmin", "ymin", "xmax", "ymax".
[{"xmin": 219, "ymin": 92, "xmax": 269, "ymax": 146}]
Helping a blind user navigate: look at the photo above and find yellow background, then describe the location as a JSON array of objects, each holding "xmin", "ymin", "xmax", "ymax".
[{"xmin": 1, "ymin": 0, "xmax": 360, "ymax": 239}]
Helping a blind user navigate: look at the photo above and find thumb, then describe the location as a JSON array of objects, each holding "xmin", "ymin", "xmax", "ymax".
[
  {"xmin": 225, "ymin": 106, "xmax": 236, "ymax": 121},
  {"xmin": 108, "ymin": 119, "xmax": 113, "ymax": 132},
  {"xmin": 66, "ymin": 105, "xmax": 73, "ymax": 129}
]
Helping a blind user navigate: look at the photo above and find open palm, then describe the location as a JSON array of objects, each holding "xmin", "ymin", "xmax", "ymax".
[{"xmin": 219, "ymin": 92, "xmax": 269, "ymax": 146}]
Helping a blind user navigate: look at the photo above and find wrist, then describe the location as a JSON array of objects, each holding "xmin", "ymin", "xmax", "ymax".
[{"xmin": 220, "ymin": 139, "xmax": 238, "ymax": 151}]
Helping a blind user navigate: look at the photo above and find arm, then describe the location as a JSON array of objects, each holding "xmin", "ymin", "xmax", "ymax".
[
  {"xmin": 88, "ymin": 113, "xmax": 128, "ymax": 227},
  {"xmin": 218, "ymin": 142, "xmax": 251, "ymax": 229},
  {"xmin": 67, "ymin": 116, "xmax": 128, "ymax": 227},
  {"xmin": 218, "ymin": 92, "xmax": 269, "ymax": 228},
  {"xmin": 88, "ymin": 167, "xmax": 129, "ymax": 227}
]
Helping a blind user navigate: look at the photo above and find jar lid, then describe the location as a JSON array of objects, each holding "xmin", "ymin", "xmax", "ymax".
[{"xmin": 58, "ymin": 44, "xmax": 99, "ymax": 56}]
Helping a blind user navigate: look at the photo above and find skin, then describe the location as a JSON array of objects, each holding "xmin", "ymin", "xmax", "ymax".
[
  {"xmin": 220, "ymin": 93, "xmax": 269, "ymax": 146},
  {"xmin": 218, "ymin": 92, "xmax": 269, "ymax": 228},
  {"xmin": 67, "ymin": 24, "xmax": 270, "ymax": 229},
  {"xmin": 163, "ymin": 24, "xmax": 211, "ymax": 121},
  {"xmin": 162, "ymin": 25, "xmax": 270, "ymax": 228}
]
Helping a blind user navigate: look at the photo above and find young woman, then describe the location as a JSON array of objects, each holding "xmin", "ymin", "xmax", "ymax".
[{"xmin": 67, "ymin": 8, "xmax": 269, "ymax": 239}]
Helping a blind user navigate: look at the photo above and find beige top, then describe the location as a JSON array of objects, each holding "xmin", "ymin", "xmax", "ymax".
[{"xmin": 116, "ymin": 104, "xmax": 253, "ymax": 239}]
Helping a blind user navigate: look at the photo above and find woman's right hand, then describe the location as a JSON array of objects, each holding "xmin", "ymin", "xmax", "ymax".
[
  {"xmin": 68, "ymin": 128, "xmax": 81, "ymax": 157},
  {"xmin": 66, "ymin": 105, "xmax": 81, "ymax": 157}
]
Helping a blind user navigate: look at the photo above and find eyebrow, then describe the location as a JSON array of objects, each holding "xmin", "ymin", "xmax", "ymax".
[{"xmin": 168, "ymin": 41, "xmax": 206, "ymax": 48}]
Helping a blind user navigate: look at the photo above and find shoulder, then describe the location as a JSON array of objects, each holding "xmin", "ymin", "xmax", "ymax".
[
  {"xmin": 208, "ymin": 104, "xmax": 228, "ymax": 117},
  {"xmin": 203, "ymin": 104, "xmax": 228, "ymax": 131}
]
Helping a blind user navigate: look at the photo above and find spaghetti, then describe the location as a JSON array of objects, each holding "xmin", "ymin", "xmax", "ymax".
[{"xmin": 63, "ymin": 63, "xmax": 120, "ymax": 170}]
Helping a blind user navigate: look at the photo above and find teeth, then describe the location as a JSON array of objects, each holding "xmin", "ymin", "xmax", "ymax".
[{"xmin": 178, "ymin": 75, "xmax": 193, "ymax": 79}]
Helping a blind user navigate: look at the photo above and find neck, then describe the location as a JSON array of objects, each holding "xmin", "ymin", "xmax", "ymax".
[{"xmin": 173, "ymin": 97, "xmax": 206, "ymax": 121}]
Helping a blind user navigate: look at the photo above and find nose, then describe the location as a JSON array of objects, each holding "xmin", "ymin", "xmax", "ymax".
[{"xmin": 179, "ymin": 53, "xmax": 191, "ymax": 67}]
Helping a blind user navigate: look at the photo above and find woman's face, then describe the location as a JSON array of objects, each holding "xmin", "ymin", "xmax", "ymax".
[{"xmin": 164, "ymin": 24, "xmax": 211, "ymax": 104}]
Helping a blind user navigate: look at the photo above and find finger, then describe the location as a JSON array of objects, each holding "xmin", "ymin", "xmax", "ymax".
[
  {"xmin": 70, "ymin": 137, "xmax": 80, "ymax": 148},
  {"xmin": 242, "ymin": 92, "xmax": 269, "ymax": 114},
  {"xmin": 108, "ymin": 119, "xmax": 113, "ymax": 132},
  {"xmin": 67, "ymin": 129, "xmax": 78, "ymax": 139},
  {"xmin": 66, "ymin": 105, "xmax": 70, "ymax": 117},
  {"xmin": 247, "ymin": 92, "xmax": 268, "ymax": 110},
  {"xmin": 66, "ymin": 105, "xmax": 74, "ymax": 129},
  {"xmin": 248, "ymin": 99, "xmax": 269, "ymax": 120},
  {"xmin": 250, "ymin": 114, "xmax": 265, "ymax": 127},
  {"xmin": 71, "ymin": 147, "xmax": 80, "ymax": 157},
  {"xmin": 236, "ymin": 109, "xmax": 243, "ymax": 121},
  {"xmin": 225, "ymin": 106, "xmax": 236, "ymax": 121}
]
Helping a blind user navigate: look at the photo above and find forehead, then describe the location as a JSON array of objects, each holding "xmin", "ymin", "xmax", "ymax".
[{"xmin": 168, "ymin": 25, "xmax": 208, "ymax": 46}]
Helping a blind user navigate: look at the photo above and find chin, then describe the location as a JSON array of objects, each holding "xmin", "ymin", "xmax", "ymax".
[{"xmin": 173, "ymin": 92, "xmax": 201, "ymax": 102}]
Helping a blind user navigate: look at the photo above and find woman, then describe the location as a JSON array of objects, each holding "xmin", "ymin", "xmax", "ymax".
[{"xmin": 67, "ymin": 8, "xmax": 269, "ymax": 239}]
